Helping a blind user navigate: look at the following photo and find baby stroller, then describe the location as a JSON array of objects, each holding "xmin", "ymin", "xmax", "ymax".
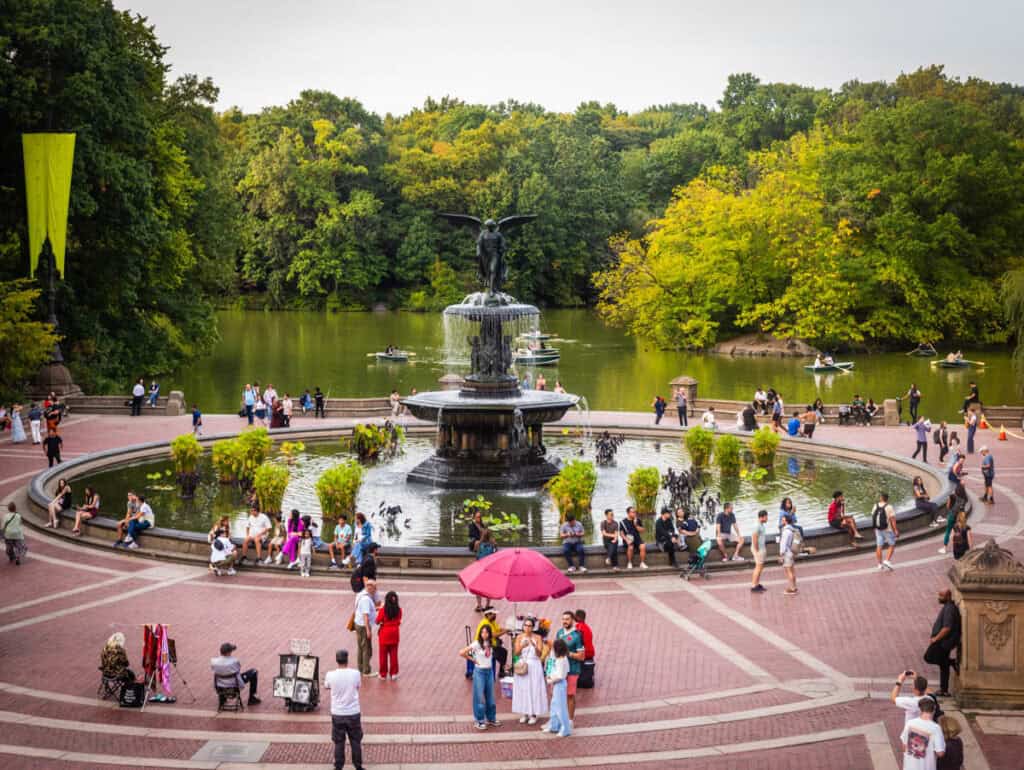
[{"xmin": 681, "ymin": 539, "xmax": 713, "ymax": 580}]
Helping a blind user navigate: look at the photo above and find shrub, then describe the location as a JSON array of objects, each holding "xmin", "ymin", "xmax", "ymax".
[
  {"xmin": 236, "ymin": 428, "xmax": 272, "ymax": 482},
  {"xmin": 347, "ymin": 422, "xmax": 405, "ymax": 461},
  {"xmin": 714, "ymin": 434, "xmax": 742, "ymax": 476},
  {"xmin": 750, "ymin": 426, "xmax": 781, "ymax": 467},
  {"xmin": 279, "ymin": 440, "xmax": 305, "ymax": 463},
  {"xmin": 211, "ymin": 438, "xmax": 245, "ymax": 483},
  {"xmin": 169, "ymin": 433, "xmax": 202, "ymax": 476},
  {"xmin": 545, "ymin": 460, "xmax": 597, "ymax": 522},
  {"xmin": 253, "ymin": 462, "xmax": 290, "ymax": 514},
  {"xmin": 684, "ymin": 426, "xmax": 715, "ymax": 467},
  {"xmin": 458, "ymin": 495, "xmax": 525, "ymax": 542},
  {"xmin": 627, "ymin": 465, "xmax": 661, "ymax": 514},
  {"xmin": 316, "ymin": 460, "xmax": 364, "ymax": 526}
]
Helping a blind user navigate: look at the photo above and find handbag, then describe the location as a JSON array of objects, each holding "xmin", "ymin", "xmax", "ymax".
[
  {"xmin": 345, "ymin": 611, "xmax": 356, "ymax": 632},
  {"xmin": 513, "ymin": 658, "xmax": 528, "ymax": 676}
]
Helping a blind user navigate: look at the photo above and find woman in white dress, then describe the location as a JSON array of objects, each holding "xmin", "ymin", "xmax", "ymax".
[{"xmin": 512, "ymin": 617, "xmax": 548, "ymax": 724}]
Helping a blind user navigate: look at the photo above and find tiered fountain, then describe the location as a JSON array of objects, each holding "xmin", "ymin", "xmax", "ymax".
[{"xmin": 402, "ymin": 215, "xmax": 578, "ymax": 489}]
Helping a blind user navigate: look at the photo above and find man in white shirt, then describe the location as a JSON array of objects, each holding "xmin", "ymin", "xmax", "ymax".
[
  {"xmin": 239, "ymin": 509, "xmax": 272, "ymax": 565},
  {"xmin": 353, "ymin": 579, "xmax": 378, "ymax": 676},
  {"xmin": 131, "ymin": 378, "xmax": 145, "ymax": 416},
  {"xmin": 325, "ymin": 649, "xmax": 363, "ymax": 770},
  {"xmin": 701, "ymin": 407, "xmax": 717, "ymax": 431},
  {"xmin": 900, "ymin": 697, "xmax": 945, "ymax": 770},
  {"xmin": 891, "ymin": 671, "xmax": 934, "ymax": 726},
  {"xmin": 122, "ymin": 495, "xmax": 154, "ymax": 549}
]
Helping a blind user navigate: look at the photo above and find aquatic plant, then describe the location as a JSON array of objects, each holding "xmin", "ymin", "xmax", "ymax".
[
  {"xmin": 627, "ymin": 465, "xmax": 661, "ymax": 514},
  {"xmin": 252, "ymin": 462, "xmax": 290, "ymax": 514},
  {"xmin": 684, "ymin": 426, "xmax": 714, "ymax": 467},
  {"xmin": 316, "ymin": 460, "xmax": 364, "ymax": 526},
  {"xmin": 545, "ymin": 460, "xmax": 598, "ymax": 522},
  {"xmin": 750, "ymin": 426, "xmax": 781, "ymax": 467},
  {"xmin": 714, "ymin": 434, "xmax": 742, "ymax": 477}
]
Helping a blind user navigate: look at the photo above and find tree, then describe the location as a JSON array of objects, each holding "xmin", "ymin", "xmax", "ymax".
[{"xmin": 0, "ymin": 279, "xmax": 59, "ymax": 399}]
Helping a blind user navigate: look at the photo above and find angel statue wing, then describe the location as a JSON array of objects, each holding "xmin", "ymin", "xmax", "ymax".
[
  {"xmin": 497, "ymin": 214, "xmax": 537, "ymax": 231},
  {"xmin": 436, "ymin": 213, "xmax": 482, "ymax": 230}
]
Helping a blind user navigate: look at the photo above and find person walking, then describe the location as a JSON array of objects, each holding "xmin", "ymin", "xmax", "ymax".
[
  {"xmin": 750, "ymin": 509, "xmax": 768, "ymax": 592},
  {"xmin": 131, "ymin": 378, "xmax": 145, "ymax": 416},
  {"xmin": 779, "ymin": 513, "xmax": 797, "ymax": 596},
  {"xmin": 965, "ymin": 410, "xmax": 978, "ymax": 455},
  {"xmin": 873, "ymin": 491, "xmax": 898, "ymax": 570},
  {"xmin": 600, "ymin": 508, "xmax": 619, "ymax": 571},
  {"xmin": 543, "ymin": 638, "xmax": 572, "ymax": 737},
  {"xmin": 937, "ymin": 421, "xmax": 950, "ymax": 463},
  {"xmin": 904, "ymin": 384, "xmax": 922, "ymax": 423},
  {"xmin": 512, "ymin": 616, "xmax": 548, "ymax": 725},
  {"xmin": 911, "ymin": 416, "xmax": 932, "ymax": 463},
  {"xmin": 460, "ymin": 624, "xmax": 500, "ymax": 730},
  {"xmin": 652, "ymin": 395, "xmax": 666, "ymax": 425},
  {"xmin": 353, "ymin": 578, "xmax": 378, "ymax": 677},
  {"xmin": 2, "ymin": 503, "xmax": 27, "ymax": 566},
  {"xmin": 979, "ymin": 446, "xmax": 995, "ymax": 503},
  {"xmin": 938, "ymin": 455, "xmax": 966, "ymax": 556},
  {"xmin": 376, "ymin": 591, "xmax": 402, "ymax": 681},
  {"xmin": 559, "ymin": 513, "xmax": 586, "ymax": 573},
  {"xmin": 924, "ymin": 589, "xmax": 961, "ymax": 696},
  {"xmin": 324, "ymin": 649, "xmax": 364, "ymax": 770},
  {"xmin": 675, "ymin": 389, "xmax": 688, "ymax": 426},
  {"xmin": 191, "ymin": 403, "xmax": 203, "ymax": 436},
  {"xmin": 43, "ymin": 428, "xmax": 62, "ymax": 467}
]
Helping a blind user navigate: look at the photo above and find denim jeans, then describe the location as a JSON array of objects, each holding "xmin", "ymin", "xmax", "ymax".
[
  {"xmin": 562, "ymin": 541, "xmax": 585, "ymax": 568},
  {"xmin": 126, "ymin": 520, "xmax": 151, "ymax": 541},
  {"xmin": 603, "ymin": 537, "xmax": 618, "ymax": 567},
  {"xmin": 245, "ymin": 403, "xmax": 254, "ymax": 425},
  {"xmin": 471, "ymin": 665, "xmax": 496, "ymax": 724}
]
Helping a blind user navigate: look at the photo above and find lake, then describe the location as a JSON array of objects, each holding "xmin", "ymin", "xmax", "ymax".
[{"xmin": 166, "ymin": 309, "xmax": 1019, "ymax": 418}]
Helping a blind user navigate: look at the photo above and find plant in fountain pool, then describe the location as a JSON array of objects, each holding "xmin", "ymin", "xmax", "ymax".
[
  {"xmin": 749, "ymin": 426, "xmax": 781, "ymax": 467},
  {"xmin": 345, "ymin": 422, "xmax": 405, "ymax": 462},
  {"xmin": 169, "ymin": 433, "xmax": 203, "ymax": 498},
  {"xmin": 253, "ymin": 462, "xmax": 290, "ymax": 514},
  {"xmin": 279, "ymin": 441, "xmax": 305, "ymax": 464},
  {"xmin": 236, "ymin": 428, "xmax": 272, "ymax": 484},
  {"xmin": 627, "ymin": 466, "xmax": 661, "ymax": 514},
  {"xmin": 545, "ymin": 460, "xmax": 597, "ymax": 522},
  {"xmin": 316, "ymin": 460, "xmax": 365, "ymax": 532},
  {"xmin": 211, "ymin": 439, "xmax": 245, "ymax": 484},
  {"xmin": 684, "ymin": 426, "xmax": 714, "ymax": 467},
  {"xmin": 457, "ymin": 496, "xmax": 525, "ymax": 543},
  {"xmin": 714, "ymin": 434, "xmax": 742, "ymax": 477}
]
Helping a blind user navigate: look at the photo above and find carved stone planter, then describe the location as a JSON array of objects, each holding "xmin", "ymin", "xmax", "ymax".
[{"xmin": 949, "ymin": 540, "xmax": 1024, "ymax": 709}]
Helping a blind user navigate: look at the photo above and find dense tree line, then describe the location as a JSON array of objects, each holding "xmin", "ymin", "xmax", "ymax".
[{"xmin": 1, "ymin": 1, "xmax": 1023, "ymax": 394}]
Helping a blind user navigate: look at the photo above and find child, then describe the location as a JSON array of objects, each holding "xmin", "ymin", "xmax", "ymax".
[
  {"xmin": 262, "ymin": 514, "xmax": 284, "ymax": 565},
  {"xmin": 2, "ymin": 502, "xmax": 27, "ymax": 565},
  {"xmin": 544, "ymin": 638, "xmax": 571, "ymax": 737},
  {"xmin": 301, "ymin": 515, "xmax": 325, "ymax": 550},
  {"xmin": 298, "ymin": 529, "xmax": 314, "ymax": 578},
  {"xmin": 210, "ymin": 528, "xmax": 237, "ymax": 576},
  {"xmin": 191, "ymin": 404, "xmax": 203, "ymax": 436},
  {"xmin": 328, "ymin": 513, "xmax": 353, "ymax": 569}
]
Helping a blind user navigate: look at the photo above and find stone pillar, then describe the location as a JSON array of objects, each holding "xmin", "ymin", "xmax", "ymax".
[
  {"xmin": 669, "ymin": 376, "xmax": 698, "ymax": 416},
  {"xmin": 883, "ymin": 398, "xmax": 899, "ymax": 426},
  {"xmin": 166, "ymin": 390, "xmax": 186, "ymax": 416},
  {"xmin": 949, "ymin": 540, "xmax": 1024, "ymax": 709}
]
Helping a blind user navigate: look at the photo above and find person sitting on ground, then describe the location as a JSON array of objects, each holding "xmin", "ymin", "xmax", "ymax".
[
  {"xmin": 701, "ymin": 406, "xmax": 717, "ymax": 430},
  {"xmin": 211, "ymin": 642, "xmax": 260, "ymax": 705},
  {"xmin": 71, "ymin": 486, "xmax": 100, "ymax": 535},
  {"xmin": 210, "ymin": 528, "xmax": 237, "ymax": 576},
  {"xmin": 786, "ymin": 410, "xmax": 802, "ymax": 437},
  {"xmin": 654, "ymin": 507, "xmax": 681, "ymax": 567},
  {"xmin": 715, "ymin": 502, "xmax": 744, "ymax": 562},
  {"xmin": 619, "ymin": 506, "xmax": 647, "ymax": 569},
  {"xmin": 329, "ymin": 513, "xmax": 354, "ymax": 570},
  {"xmin": 45, "ymin": 478, "xmax": 72, "ymax": 529},
  {"xmin": 100, "ymin": 632, "xmax": 136, "ymax": 685},
  {"xmin": 827, "ymin": 490, "xmax": 862, "ymax": 547},
  {"xmin": 120, "ymin": 495, "xmax": 154, "ymax": 549},
  {"xmin": 559, "ymin": 512, "xmax": 586, "ymax": 573},
  {"xmin": 239, "ymin": 506, "xmax": 272, "ymax": 565},
  {"xmin": 208, "ymin": 515, "xmax": 231, "ymax": 544},
  {"xmin": 742, "ymin": 401, "xmax": 758, "ymax": 431},
  {"xmin": 801, "ymin": 405, "xmax": 817, "ymax": 438}
]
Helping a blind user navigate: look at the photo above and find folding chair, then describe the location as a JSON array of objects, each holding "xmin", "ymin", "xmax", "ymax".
[
  {"xmin": 97, "ymin": 668, "xmax": 122, "ymax": 701},
  {"xmin": 214, "ymin": 676, "xmax": 245, "ymax": 712}
]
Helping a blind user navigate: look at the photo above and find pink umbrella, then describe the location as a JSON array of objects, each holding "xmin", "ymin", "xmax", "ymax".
[{"xmin": 458, "ymin": 548, "xmax": 575, "ymax": 602}]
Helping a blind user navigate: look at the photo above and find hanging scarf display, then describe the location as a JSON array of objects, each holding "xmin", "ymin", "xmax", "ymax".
[{"xmin": 142, "ymin": 623, "xmax": 173, "ymax": 695}]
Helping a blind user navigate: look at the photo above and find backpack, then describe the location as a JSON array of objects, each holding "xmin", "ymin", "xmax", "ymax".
[
  {"xmin": 478, "ymin": 541, "xmax": 497, "ymax": 559},
  {"xmin": 872, "ymin": 504, "xmax": 888, "ymax": 531},
  {"xmin": 350, "ymin": 563, "xmax": 364, "ymax": 593},
  {"xmin": 924, "ymin": 693, "xmax": 944, "ymax": 721},
  {"xmin": 933, "ymin": 427, "xmax": 941, "ymax": 445}
]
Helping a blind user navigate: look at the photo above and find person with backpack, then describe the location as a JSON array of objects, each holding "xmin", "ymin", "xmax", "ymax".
[
  {"xmin": 873, "ymin": 491, "xmax": 898, "ymax": 571},
  {"xmin": 2, "ymin": 503, "xmax": 27, "ymax": 565},
  {"xmin": 924, "ymin": 589, "xmax": 961, "ymax": 697}
]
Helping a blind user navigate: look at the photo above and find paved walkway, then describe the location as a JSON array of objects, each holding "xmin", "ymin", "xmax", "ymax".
[{"xmin": 1, "ymin": 411, "xmax": 1023, "ymax": 769}]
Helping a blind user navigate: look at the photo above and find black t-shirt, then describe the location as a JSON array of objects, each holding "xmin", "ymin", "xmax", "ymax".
[
  {"xmin": 931, "ymin": 602, "xmax": 961, "ymax": 646},
  {"xmin": 43, "ymin": 435, "xmax": 62, "ymax": 455},
  {"xmin": 619, "ymin": 518, "xmax": 642, "ymax": 542},
  {"xmin": 716, "ymin": 512, "xmax": 736, "ymax": 535}
]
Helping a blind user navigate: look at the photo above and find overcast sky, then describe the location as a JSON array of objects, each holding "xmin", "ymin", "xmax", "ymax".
[{"xmin": 117, "ymin": 0, "xmax": 1024, "ymax": 116}]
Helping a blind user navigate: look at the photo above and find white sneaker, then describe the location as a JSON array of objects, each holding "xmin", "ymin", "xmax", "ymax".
[
  {"xmin": 928, "ymin": 521, "xmax": 940, "ymax": 528},
  {"xmin": 213, "ymin": 568, "xmax": 222, "ymax": 576},
  {"xmin": 882, "ymin": 560, "xmax": 894, "ymax": 571},
  {"xmin": 877, "ymin": 564, "xmax": 885, "ymax": 571},
  {"xmin": 640, "ymin": 562, "xmax": 649, "ymax": 569},
  {"xmin": 226, "ymin": 568, "xmax": 237, "ymax": 576},
  {"xmin": 938, "ymin": 547, "xmax": 947, "ymax": 555},
  {"xmin": 519, "ymin": 716, "xmax": 528, "ymax": 724},
  {"xmin": 527, "ymin": 716, "xmax": 537, "ymax": 725},
  {"xmin": 128, "ymin": 542, "xmax": 139, "ymax": 550},
  {"xmin": 262, "ymin": 556, "xmax": 272, "ymax": 565},
  {"xmin": 274, "ymin": 553, "xmax": 283, "ymax": 565},
  {"xmin": 626, "ymin": 563, "xmax": 633, "ymax": 570},
  {"xmin": 390, "ymin": 674, "xmax": 399, "ymax": 681},
  {"xmin": 732, "ymin": 556, "xmax": 746, "ymax": 562},
  {"xmin": 579, "ymin": 566, "xmax": 587, "ymax": 573},
  {"xmin": 287, "ymin": 560, "xmax": 299, "ymax": 569},
  {"xmin": 604, "ymin": 558, "xmax": 610, "ymax": 566},
  {"xmin": 935, "ymin": 516, "xmax": 946, "ymax": 524},
  {"xmin": 567, "ymin": 566, "xmax": 576, "ymax": 573}
]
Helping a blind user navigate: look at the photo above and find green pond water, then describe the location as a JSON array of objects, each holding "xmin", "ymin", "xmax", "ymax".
[
  {"xmin": 76, "ymin": 436, "xmax": 914, "ymax": 548},
  {"xmin": 167, "ymin": 310, "xmax": 1018, "ymax": 418}
]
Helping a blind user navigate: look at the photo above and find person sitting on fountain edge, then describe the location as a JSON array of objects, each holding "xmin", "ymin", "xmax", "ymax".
[
  {"xmin": 559, "ymin": 513, "xmax": 586, "ymax": 574},
  {"xmin": 655, "ymin": 507, "xmax": 681, "ymax": 567}
]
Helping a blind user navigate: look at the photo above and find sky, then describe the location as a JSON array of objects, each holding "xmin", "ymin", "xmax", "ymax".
[{"xmin": 117, "ymin": 0, "xmax": 1024, "ymax": 116}]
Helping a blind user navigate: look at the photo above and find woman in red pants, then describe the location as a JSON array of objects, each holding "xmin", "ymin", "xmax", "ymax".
[{"xmin": 376, "ymin": 591, "xmax": 402, "ymax": 681}]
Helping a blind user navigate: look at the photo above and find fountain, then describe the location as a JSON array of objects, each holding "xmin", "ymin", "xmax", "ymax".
[{"xmin": 401, "ymin": 214, "xmax": 579, "ymax": 488}]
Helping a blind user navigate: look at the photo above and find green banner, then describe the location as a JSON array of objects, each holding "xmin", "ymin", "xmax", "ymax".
[{"xmin": 22, "ymin": 133, "xmax": 76, "ymax": 277}]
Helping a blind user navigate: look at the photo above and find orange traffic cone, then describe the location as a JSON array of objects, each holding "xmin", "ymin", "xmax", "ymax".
[
  {"xmin": 980, "ymin": 414, "xmax": 989, "ymax": 430},
  {"xmin": 998, "ymin": 425, "xmax": 1007, "ymax": 441}
]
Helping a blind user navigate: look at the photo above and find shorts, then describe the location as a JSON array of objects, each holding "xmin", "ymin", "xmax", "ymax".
[
  {"xmin": 566, "ymin": 674, "xmax": 579, "ymax": 696},
  {"xmin": 781, "ymin": 552, "xmax": 795, "ymax": 567},
  {"xmin": 828, "ymin": 518, "xmax": 843, "ymax": 530},
  {"xmin": 754, "ymin": 550, "xmax": 766, "ymax": 566},
  {"xmin": 875, "ymin": 530, "xmax": 896, "ymax": 547},
  {"xmin": 719, "ymin": 533, "xmax": 738, "ymax": 543}
]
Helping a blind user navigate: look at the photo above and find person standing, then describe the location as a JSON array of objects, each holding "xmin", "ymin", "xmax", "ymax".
[
  {"xmin": 353, "ymin": 578, "xmax": 378, "ymax": 677},
  {"xmin": 242, "ymin": 384, "xmax": 255, "ymax": 425},
  {"xmin": 900, "ymin": 698, "xmax": 946, "ymax": 769},
  {"xmin": 779, "ymin": 513, "xmax": 797, "ymax": 596},
  {"xmin": 938, "ymin": 455, "xmax": 966, "ymax": 556},
  {"xmin": 949, "ymin": 512, "xmax": 973, "ymax": 561},
  {"xmin": 543, "ymin": 639, "xmax": 572, "ymax": 737},
  {"xmin": 873, "ymin": 491, "xmax": 898, "ymax": 571},
  {"xmin": 282, "ymin": 393, "xmax": 293, "ymax": 427},
  {"xmin": 511, "ymin": 617, "xmax": 548, "ymax": 725},
  {"xmin": 742, "ymin": 402, "xmax": 758, "ymax": 431},
  {"xmin": 911, "ymin": 416, "xmax": 932, "ymax": 463},
  {"xmin": 675, "ymin": 389, "xmax": 688, "ymax": 426},
  {"xmin": 936, "ymin": 716, "xmax": 964, "ymax": 770},
  {"xmin": 937, "ymin": 421, "xmax": 950, "ymax": 463},
  {"xmin": 2, "ymin": 503, "xmax": 27, "ymax": 566},
  {"xmin": 10, "ymin": 404, "xmax": 26, "ymax": 444},
  {"xmin": 554, "ymin": 611, "xmax": 585, "ymax": 721},
  {"xmin": 905, "ymin": 384, "xmax": 922, "ymax": 423},
  {"xmin": 131, "ymin": 378, "xmax": 145, "ymax": 416},
  {"xmin": 600, "ymin": 508, "xmax": 619, "ymax": 571},
  {"xmin": 376, "ymin": 591, "xmax": 402, "ymax": 681},
  {"xmin": 924, "ymin": 589, "xmax": 961, "ymax": 697},
  {"xmin": 559, "ymin": 513, "xmax": 586, "ymax": 573},
  {"xmin": 965, "ymin": 411, "xmax": 978, "ymax": 455},
  {"xmin": 315, "ymin": 386, "xmax": 326, "ymax": 418},
  {"xmin": 652, "ymin": 395, "xmax": 666, "ymax": 425},
  {"xmin": 43, "ymin": 428, "xmax": 63, "ymax": 467},
  {"xmin": 460, "ymin": 625, "xmax": 500, "ymax": 730},
  {"xmin": 324, "ymin": 649, "xmax": 364, "ymax": 770},
  {"xmin": 28, "ymin": 402, "xmax": 43, "ymax": 445},
  {"xmin": 191, "ymin": 403, "xmax": 203, "ymax": 437},
  {"xmin": 536, "ymin": 374, "xmax": 547, "ymax": 391},
  {"xmin": 771, "ymin": 393, "xmax": 784, "ymax": 433},
  {"xmin": 750, "ymin": 509, "xmax": 768, "ymax": 592},
  {"xmin": 715, "ymin": 502, "xmax": 744, "ymax": 562},
  {"xmin": 979, "ymin": 446, "xmax": 995, "ymax": 503},
  {"xmin": 619, "ymin": 506, "xmax": 647, "ymax": 569}
]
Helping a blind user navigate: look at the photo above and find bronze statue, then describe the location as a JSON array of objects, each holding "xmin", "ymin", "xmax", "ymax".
[{"xmin": 437, "ymin": 213, "xmax": 536, "ymax": 295}]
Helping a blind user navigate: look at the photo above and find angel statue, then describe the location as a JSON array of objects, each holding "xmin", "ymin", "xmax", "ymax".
[{"xmin": 437, "ymin": 213, "xmax": 536, "ymax": 296}]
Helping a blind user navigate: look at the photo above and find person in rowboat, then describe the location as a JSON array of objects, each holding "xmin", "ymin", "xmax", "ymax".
[
  {"xmin": 823, "ymin": 354, "xmax": 835, "ymax": 366},
  {"xmin": 813, "ymin": 354, "xmax": 824, "ymax": 369}
]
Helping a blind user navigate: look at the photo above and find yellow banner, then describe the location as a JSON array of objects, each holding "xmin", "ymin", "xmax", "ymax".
[{"xmin": 22, "ymin": 133, "xmax": 76, "ymax": 277}]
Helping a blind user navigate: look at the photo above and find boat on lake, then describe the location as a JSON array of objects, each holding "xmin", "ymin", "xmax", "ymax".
[
  {"xmin": 513, "ymin": 347, "xmax": 560, "ymax": 365},
  {"xmin": 375, "ymin": 350, "xmax": 412, "ymax": 362},
  {"xmin": 935, "ymin": 359, "xmax": 972, "ymax": 369},
  {"xmin": 908, "ymin": 343, "xmax": 937, "ymax": 357},
  {"xmin": 804, "ymin": 361, "xmax": 854, "ymax": 372}
]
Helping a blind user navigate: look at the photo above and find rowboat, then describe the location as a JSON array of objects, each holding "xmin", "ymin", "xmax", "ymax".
[
  {"xmin": 513, "ymin": 348, "xmax": 560, "ymax": 366},
  {"xmin": 803, "ymin": 362, "xmax": 854, "ymax": 372},
  {"xmin": 374, "ymin": 351, "xmax": 411, "ymax": 362},
  {"xmin": 908, "ymin": 345, "xmax": 937, "ymax": 357},
  {"xmin": 935, "ymin": 359, "xmax": 971, "ymax": 369}
]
